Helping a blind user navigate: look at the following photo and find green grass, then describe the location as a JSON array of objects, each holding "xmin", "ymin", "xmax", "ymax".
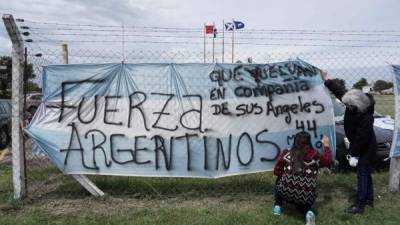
[
  {"xmin": 374, "ymin": 94, "xmax": 395, "ymax": 118},
  {"xmin": 0, "ymin": 165, "xmax": 13, "ymax": 204},
  {"xmin": 1, "ymin": 164, "xmax": 400, "ymax": 225}
]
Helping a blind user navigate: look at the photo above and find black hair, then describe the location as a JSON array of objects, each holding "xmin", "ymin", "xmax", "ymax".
[{"xmin": 291, "ymin": 131, "xmax": 312, "ymax": 174}]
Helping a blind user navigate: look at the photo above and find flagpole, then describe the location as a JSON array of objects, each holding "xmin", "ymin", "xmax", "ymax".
[
  {"xmin": 222, "ymin": 20, "xmax": 225, "ymax": 63},
  {"xmin": 231, "ymin": 19, "xmax": 234, "ymax": 63},
  {"xmin": 212, "ymin": 36, "xmax": 215, "ymax": 63},
  {"xmin": 203, "ymin": 23, "xmax": 206, "ymax": 63},
  {"xmin": 212, "ymin": 22, "xmax": 215, "ymax": 63}
]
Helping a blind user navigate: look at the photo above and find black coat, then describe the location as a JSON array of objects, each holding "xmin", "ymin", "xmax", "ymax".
[{"xmin": 325, "ymin": 80, "xmax": 377, "ymax": 167}]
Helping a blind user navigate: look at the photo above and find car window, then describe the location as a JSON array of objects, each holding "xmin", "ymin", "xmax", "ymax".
[
  {"xmin": 5, "ymin": 102, "xmax": 11, "ymax": 113},
  {"xmin": 0, "ymin": 102, "xmax": 6, "ymax": 114},
  {"xmin": 0, "ymin": 101, "xmax": 11, "ymax": 113},
  {"xmin": 373, "ymin": 112, "xmax": 383, "ymax": 118},
  {"xmin": 30, "ymin": 94, "xmax": 42, "ymax": 100}
]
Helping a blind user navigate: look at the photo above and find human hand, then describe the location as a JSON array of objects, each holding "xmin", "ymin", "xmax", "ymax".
[{"xmin": 321, "ymin": 135, "xmax": 330, "ymax": 148}]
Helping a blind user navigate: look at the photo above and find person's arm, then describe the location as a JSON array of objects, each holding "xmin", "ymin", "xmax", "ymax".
[
  {"xmin": 349, "ymin": 114, "xmax": 374, "ymax": 156},
  {"xmin": 318, "ymin": 136, "xmax": 333, "ymax": 167},
  {"xmin": 321, "ymin": 70, "xmax": 347, "ymax": 100},
  {"xmin": 274, "ymin": 150, "xmax": 288, "ymax": 177}
]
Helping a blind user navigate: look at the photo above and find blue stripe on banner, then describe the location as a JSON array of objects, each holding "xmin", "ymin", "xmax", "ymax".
[
  {"xmin": 42, "ymin": 62, "xmax": 323, "ymax": 99},
  {"xmin": 390, "ymin": 65, "xmax": 400, "ymax": 157}
]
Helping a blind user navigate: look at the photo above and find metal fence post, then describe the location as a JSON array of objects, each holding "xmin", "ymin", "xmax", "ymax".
[
  {"xmin": 2, "ymin": 14, "xmax": 26, "ymax": 199},
  {"xmin": 62, "ymin": 44, "xmax": 68, "ymax": 64},
  {"xmin": 389, "ymin": 157, "xmax": 400, "ymax": 192}
]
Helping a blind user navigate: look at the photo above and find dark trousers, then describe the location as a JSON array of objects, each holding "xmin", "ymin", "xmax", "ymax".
[
  {"xmin": 356, "ymin": 165, "xmax": 374, "ymax": 208},
  {"xmin": 274, "ymin": 178, "xmax": 313, "ymax": 216}
]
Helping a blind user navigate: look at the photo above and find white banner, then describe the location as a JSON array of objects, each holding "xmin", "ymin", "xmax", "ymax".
[{"xmin": 27, "ymin": 61, "xmax": 335, "ymax": 178}]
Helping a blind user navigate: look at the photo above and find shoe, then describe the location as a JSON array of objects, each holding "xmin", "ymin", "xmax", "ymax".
[
  {"xmin": 306, "ymin": 210, "xmax": 315, "ymax": 225},
  {"xmin": 345, "ymin": 205, "xmax": 364, "ymax": 214},
  {"xmin": 273, "ymin": 205, "xmax": 281, "ymax": 216},
  {"xmin": 366, "ymin": 200, "xmax": 374, "ymax": 208}
]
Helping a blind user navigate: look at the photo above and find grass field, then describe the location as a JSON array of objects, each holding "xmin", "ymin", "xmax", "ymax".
[
  {"xmin": 374, "ymin": 94, "xmax": 395, "ymax": 118},
  {"xmin": 0, "ymin": 95, "xmax": 396, "ymax": 225},
  {"xmin": 1, "ymin": 164, "xmax": 400, "ymax": 225}
]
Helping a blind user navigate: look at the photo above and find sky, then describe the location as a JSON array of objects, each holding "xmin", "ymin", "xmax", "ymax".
[
  {"xmin": 0, "ymin": 0, "xmax": 400, "ymax": 86},
  {"xmin": 1, "ymin": 0, "xmax": 400, "ymax": 55}
]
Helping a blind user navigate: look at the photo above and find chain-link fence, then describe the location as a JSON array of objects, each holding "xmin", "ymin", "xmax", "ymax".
[
  {"xmin": 28, "ymin": 47, "xmax": 398, "ymax": 116},
  {"xmin": 2, "ymin": 16, "xmax": 399, "ymax": 200},
  {"xmin": 18, "ymin": 45, "xmax": 398, "ymax": 200}
]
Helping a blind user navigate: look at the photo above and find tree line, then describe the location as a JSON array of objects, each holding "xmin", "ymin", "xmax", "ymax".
[
  {"xmin": 0, "ymin": 56, "xmax": 41, "ymax": 98},
  {"xmin": 329, "ymin": 77, "xmax": 393, "ymax": 93}
]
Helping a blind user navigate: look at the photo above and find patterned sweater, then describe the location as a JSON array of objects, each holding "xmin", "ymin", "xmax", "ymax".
[
  {"xmin": 274, "ymin": 146, "xmax": 333, "ymax": 205},
  {"xmin": 274, "ymin": 146, "xmax": 333, "ymax": 177}
]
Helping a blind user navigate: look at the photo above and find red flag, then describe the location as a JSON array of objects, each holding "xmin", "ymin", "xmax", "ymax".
[{"xmin": 205, "ymin": 25, "xmax": 214, "ymax": 34}]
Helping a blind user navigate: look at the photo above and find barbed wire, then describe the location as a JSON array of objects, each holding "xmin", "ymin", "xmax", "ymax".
[
  {"xmin": 15, "ymin": 19, "xmax": 400, "ymax": 52},
  {"xmin": 23, "ymin": 26, "xmax": 400, "ymax": 37},
  {"xmin": 16, "ymin": 17, "xmax": 400, "ymax": 54},
  {"xmin": 24, "ymin": 31, "xmax": 400, "ymax": 43},
  {"xmin": 28, "ymin": 50, "xmax": 399, "ymax": 61},
  {"xmin": 17, "ymin": 21, "xmax": 400, "ymax": 38},
  {"xmin": 21, "ymin": 19, "xmax": 400, "ymax": 33},
  {"xmin": 22, "ymin": 19, "xmax": 203, "ymax": 31},
  {"xmin": 24, "ymin": 39, "xmax": 400, "ymax": 48},
  {"xmin": 25, "ymin": 26, "xmax": 202, "ymax": 33}
]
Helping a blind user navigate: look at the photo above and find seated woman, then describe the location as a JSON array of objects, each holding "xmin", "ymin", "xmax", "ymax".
[{"xmin": 273, "ymin": 131, "xmax": 333, "ymax": 224}]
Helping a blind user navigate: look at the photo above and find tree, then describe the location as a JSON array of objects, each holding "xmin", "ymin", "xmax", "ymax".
[
  {"xmin": 0, "ymin": 56, "xmax": 12, "ymax": 96},
  {"xmin": 26, "ymin": 81, "xmax": 42, "ymax": 92},
  {"xmin": 373, "ymin": 80, "xmax": 393, "ymax": 92},
  {"xmin": 331, "ymin": 78, "xmax": 346, "ymax": 91},
  {"xmin": 352, "ymin": 78, "xmax": 368, "ymax": 90},
  {"xmin": 0, "ymin": 56, "xmax": 41, "ymax": 97}
]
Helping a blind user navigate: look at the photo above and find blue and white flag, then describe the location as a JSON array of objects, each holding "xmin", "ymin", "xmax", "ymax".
[
  {"xmin": 225, "ymin": 22, "xmax": 234, "ymax": 31},
  {"xmin": 233, "ymin": 20, "xmax": 245, "ymax": 29},
  {"xmin": 225, "ymin": 20, "xmax": 245, "ymax": 31}
]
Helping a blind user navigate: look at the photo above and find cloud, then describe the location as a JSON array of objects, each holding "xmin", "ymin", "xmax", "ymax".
[
  {"xmin": 0, "ymin": 0, "xmax": 194, "ymax": 55},
  {"xmin": 0, "ymin": 0, "xmax": 399, "ymax": 56}
]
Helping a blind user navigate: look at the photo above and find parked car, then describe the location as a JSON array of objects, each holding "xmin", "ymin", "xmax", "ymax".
[
  {"xmin": 332, "ymin": 98, "xmax": 394, "ymax": 171},
  {"xmin": 26, "ymin": 93, "xmax": 42, "ymax": 118},
  {"xmin": 0, "ymin": 99, "xmax": 11, "ymax": 149}
]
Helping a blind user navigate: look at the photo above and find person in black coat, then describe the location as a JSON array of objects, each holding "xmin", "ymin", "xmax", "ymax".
[{"xmin": 322, "ymin": 71, "xmax": 376, "ymax": 214}]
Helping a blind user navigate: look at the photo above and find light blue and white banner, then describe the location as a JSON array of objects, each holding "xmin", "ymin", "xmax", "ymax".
[
  {"xmin": 390, "ymin": 65, "xmax": 400, "ymax": 157},
  {"xmin": 26, "ymin": 60, "xmax": 335, "ymax": 178}
]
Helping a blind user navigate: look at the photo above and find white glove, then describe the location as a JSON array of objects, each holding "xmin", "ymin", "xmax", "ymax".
[{"xmin": 346, "ymin": 154, "xmax": 358, "ymax": 167}]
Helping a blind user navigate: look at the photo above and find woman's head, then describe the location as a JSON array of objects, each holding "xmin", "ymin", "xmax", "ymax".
[
  {"xmin": 291, "ymin": 131, "xmax": 312, "ymax": 174},
  {"xmin": 292, "ymin": 131, "xmax": 312, "ymax": 150},
  {"xmin": 342, "ymin": 89, "xmax": 371, "ymax": 113}
]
